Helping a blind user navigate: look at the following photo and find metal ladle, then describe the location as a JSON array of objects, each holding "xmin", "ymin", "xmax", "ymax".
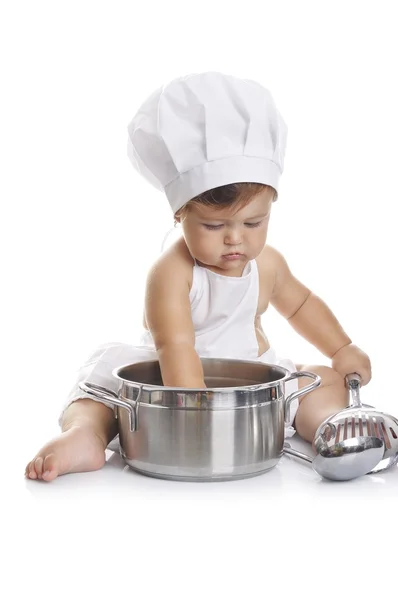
[
  {"xmin": 313, "ymin": 373, "xmax": 398, "ymax": 474},
  {"xmin": 283, "ymin": 436, "xmax": 384, "ymax": 481}
]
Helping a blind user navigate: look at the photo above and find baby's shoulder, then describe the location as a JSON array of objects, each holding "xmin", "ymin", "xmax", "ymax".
[
  {"xmin": 147, "ymin": 237, "xmax": 194, "ymax": 291},
  {"xmin": 256, "ymin": 244, "xmax": 287, "ymax": 274}
]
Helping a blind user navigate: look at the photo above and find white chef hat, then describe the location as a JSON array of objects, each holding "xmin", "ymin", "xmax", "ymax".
[{"xmin": 127, "ymin": 71, "xmax": 288, "ymax": 214}]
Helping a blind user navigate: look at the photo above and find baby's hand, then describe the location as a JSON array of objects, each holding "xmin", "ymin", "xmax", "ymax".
[{"xmin": 331, "ymin": 343, "xmax": 372, "ymax": 385}]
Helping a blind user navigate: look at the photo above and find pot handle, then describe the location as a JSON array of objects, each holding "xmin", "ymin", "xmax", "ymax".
[
  {"xmin": 283, "ymin": 371, "xmax": 321, "ymax": 424},
  {"xmin": 283, "ymin": 442, "xmax": 312, "ymax": 464},
  {"xmin": 78, "ymin": 381, "xmax": 141, "ymax": 433}
]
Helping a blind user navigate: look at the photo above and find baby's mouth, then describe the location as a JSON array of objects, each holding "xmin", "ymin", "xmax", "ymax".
[{"xmin": 222, "ymin": 252, "xmax": 244, "ymax": 259}]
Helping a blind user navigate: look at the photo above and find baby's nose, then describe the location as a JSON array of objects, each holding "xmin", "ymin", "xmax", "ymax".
[{"xmin": 224, "ymin": 230, "xmax": 242, "ymax": 244}]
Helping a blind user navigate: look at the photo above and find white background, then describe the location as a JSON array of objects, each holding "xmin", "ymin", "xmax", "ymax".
[{"xmin": 2, "ymin": 1, "xmax": 397, "ymax": 598}]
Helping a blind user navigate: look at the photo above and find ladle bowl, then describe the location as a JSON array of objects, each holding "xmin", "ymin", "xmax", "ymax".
[{"xmin": 283, "ymin": 435, "xmax": 384, "ymax": 481}]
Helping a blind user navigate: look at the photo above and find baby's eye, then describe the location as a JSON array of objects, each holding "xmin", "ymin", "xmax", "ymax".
[
  {"xmin": 245, "ymin": 221, "xmax": 262, "ymax": 228},
  {"xmin": 203, "ymin": 224, "xmax": 223, "ymax": 230}
]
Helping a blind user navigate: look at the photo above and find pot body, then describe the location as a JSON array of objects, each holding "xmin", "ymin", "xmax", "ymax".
[
  {"xmin": 80, "ymin": 358, "xmax": 320, "ymax": 481},
  {"xmin": 118, "ymin": 397, "xmax": 285, "ymax": 481}
]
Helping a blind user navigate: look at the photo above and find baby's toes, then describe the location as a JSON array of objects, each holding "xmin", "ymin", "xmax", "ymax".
[
  {"xmin": 42, "ymin": 454, "xmax": 59, "ymax": 481},
  {"xmin": 34, "ymin": 457, "xmax": 44, "ymax": 479},
  {"xmin": 26, "ymin": 460, "xmax": 38, "ymax": 479}
]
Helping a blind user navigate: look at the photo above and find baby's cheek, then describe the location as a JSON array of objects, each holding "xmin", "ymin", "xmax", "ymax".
[{"xmin": 199, "ymin": 233, "xmax": 217, "ymax": 248}]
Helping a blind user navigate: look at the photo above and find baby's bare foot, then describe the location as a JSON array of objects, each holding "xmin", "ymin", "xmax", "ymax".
[{"xmin": 25, "ymin": 425, "xmax": 107, "ymax": 482}]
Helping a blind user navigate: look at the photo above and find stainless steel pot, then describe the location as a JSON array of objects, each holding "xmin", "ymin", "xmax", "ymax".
[{"xmin": 79, "ymin": 358, "xmax": 320, "ymax": 481}]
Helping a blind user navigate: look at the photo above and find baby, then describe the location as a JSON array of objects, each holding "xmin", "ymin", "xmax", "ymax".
[{"xmin": 25, "ymin": 72, "xmax": 371, "ymax": 482}]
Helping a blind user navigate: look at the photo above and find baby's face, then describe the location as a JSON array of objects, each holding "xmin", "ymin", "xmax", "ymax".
[{"xmin": 178, "ymin": 188, "xmax": 274, "ymax": 276}]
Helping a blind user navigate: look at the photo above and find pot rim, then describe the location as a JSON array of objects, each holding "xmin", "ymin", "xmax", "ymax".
[{"xmin": 111, "ymin": 358, "xmax": 292, "ymax": 393}]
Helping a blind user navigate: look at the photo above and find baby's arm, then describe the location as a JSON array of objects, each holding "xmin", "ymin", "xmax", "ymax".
[
  {"xmin": 144, "ymin": 250, "xmax": 206, "ymax": 388},
  {"xmin": 268, "ymin": 247, "xmax": 352, "ymax": 358}
]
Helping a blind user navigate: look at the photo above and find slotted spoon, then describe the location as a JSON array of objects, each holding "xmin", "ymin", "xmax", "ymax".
[{"xmin": 314, "ymin": 373, "xmax": 398, "ymax": 474}]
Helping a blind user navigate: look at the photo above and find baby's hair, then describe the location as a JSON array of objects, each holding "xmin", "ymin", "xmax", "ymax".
[{"xmin": 175, "ymin": 183, "xmax": 277, "ymax": 220}]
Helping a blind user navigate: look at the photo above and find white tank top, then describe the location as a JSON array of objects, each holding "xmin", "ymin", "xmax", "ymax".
[{"xmin": 140, "ymin": 259, "xmax": 260, "ymax": 359}]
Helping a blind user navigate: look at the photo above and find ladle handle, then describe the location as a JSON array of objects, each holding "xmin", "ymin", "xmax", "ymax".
[{"xmin": 345, "ymin": 373, "xmax": 362, "ymax": 408}]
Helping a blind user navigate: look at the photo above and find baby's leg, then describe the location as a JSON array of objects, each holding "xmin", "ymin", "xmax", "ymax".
[
  {"xmin": 25, "ymin": 341, "xmax": 149, "ymax": 482},
  {"xmin": 25, "ymin": 399, "xmax": 118, "ymax": 482},
  {"xmin": 293, "ymin": 365, "xmax": 348, "ymax": 444}
]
